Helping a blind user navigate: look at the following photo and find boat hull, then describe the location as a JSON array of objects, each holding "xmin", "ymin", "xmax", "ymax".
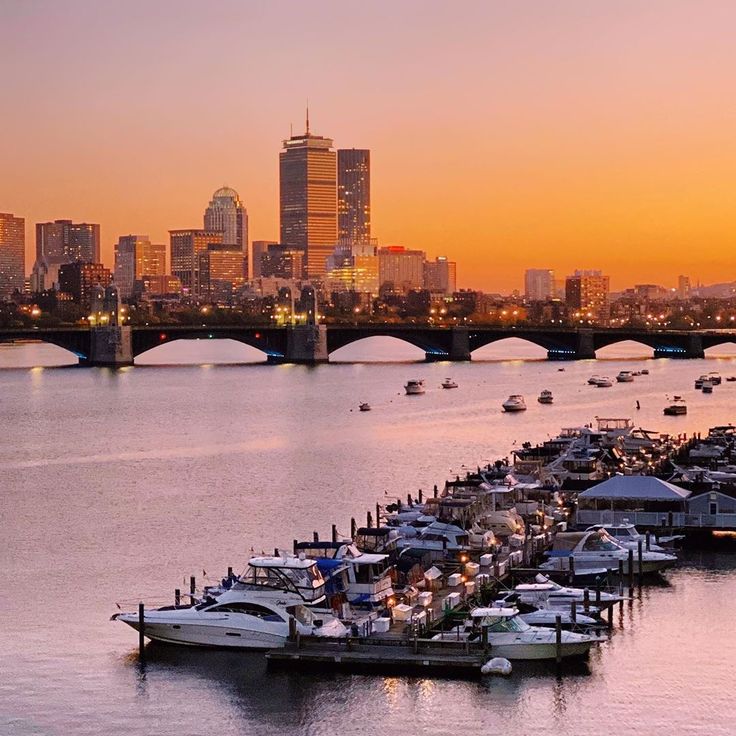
[{"xmin": 489, "ymin": 640, "xmax": 592, "ymax": 660}]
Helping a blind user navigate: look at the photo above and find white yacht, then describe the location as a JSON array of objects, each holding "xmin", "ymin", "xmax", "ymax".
[
  {"xmin": 588, "ymin": 375, "xmax": 602, "ymax": 385},
  {"xmin": 431, "ymin": 607, "xmax": 594, "ymax": 660},
  {"xmin": 664, "ymin": 396, "xmax": 687, "ymax": 416},
  {"xmin": 701, "ymin": 379, "xmax": 714, "ymax": 394},
  {"xmin": 441, "ymin": 378, "xmax": 458, "ymax": 389},
  {"xmin": 592, "ymin": 376, "xmax": 613, "ymax": 388},
  {"xmin": 405, "ymin": 379, "xmax": 426, "ymax": 395},
  {"xmin": 502, "ymin": 395, "xmax": 527, "ymax": 412},
  {"xmin": 540, "ymin": 529, "xmax": 677, "ymax": 575},
  {"xmin": 519, "ymin": 577, "xmax": 624, "ymax": 610},
  {"xmin": 616, "ymin": 371, "xmax": 635, "ymax": 383},
  {"xmin": 112, "ymin": 556, "xmax": 347, "ymax": 649},
  {"xmin": 537, "ymin": 390, "xmax": 554, "ymax": 404},
  {"xmin": 584, "ymin": 523, "xmax": 668, "ymax": 553}
]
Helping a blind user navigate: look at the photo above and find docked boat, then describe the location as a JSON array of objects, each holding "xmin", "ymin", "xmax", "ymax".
[
  {"xmin": 616, "ymin": 371, "xmax": 635, "ymax": 383},
  {"xmin": 404, "ymin": 379, "xmax": 426, "ymax": 395},
  {"xmin": 584, "ymin": 523, "xmax": 668, "ymax": 553},
  {"xmin": 112, "ymin": 556, "xmax": 348, "ymax": 649},
  {"xmin": 359, "ymin": 402, "xmax": 371, "ymax": 412},
  {"xmin": 441, "ymin": 378, "xmax": 458, "ymax": 389},
  {"xmin": 537, "ymin": 390, "xmax": 554, "ymax": 404},
  {"xmin": 502, "ymin": 394, "xmax": 527, "ymax": 412},
  {"xmin": 526, "ymin": 575, "xmax": 625, "ymax": 609},
  {"xmin": 540, "ymin": 529, "xmax": 677, "ymax": 575},
  {"xmin": 592, "ymin": 376, "xmax": 613, "ymax": 388},
  {"xmin": 664, "ymin": 396, "xmax": 687, "ymax": 415},
  {"xmin": 431, "ymin": 607, "xmax": 594, "ymax": 660}
]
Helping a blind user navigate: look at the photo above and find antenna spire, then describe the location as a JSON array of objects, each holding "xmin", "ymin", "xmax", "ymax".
[{"xmin": 306, "ymin": 101, "xmax": 310, "ymax": 135}]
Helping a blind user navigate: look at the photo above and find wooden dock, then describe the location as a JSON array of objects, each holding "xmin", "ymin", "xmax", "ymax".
[{"xmin": 266, "ymin": 636, "xmax": 486, "ymax": 677}]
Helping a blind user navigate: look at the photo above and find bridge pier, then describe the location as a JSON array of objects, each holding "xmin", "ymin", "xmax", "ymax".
[
  {"xmin": 424, "ymin": 326, "xmax": 471, "ymax": 362},
  {"xmin": 547, "ymin": 331, "xmax": 595, "ymax": 360},
  {"xmin": 82, "ymin": 326, "xmax": 134, "ymax": 367},
  {"xmin": 654, "ymin": 334, "xmax": 704, "ymax": 359},
  {"xmin": 275, "ymin": 325, "xmax": 329, "ymax": 365}
]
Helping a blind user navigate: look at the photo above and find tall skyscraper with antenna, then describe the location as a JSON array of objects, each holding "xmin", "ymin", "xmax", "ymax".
[
  {"xmin": 279, "ymin": 110, "xmax": 337, "ymax": 279},
  {"xmin": 338, "ymin": 148, "xmax": 371, "ymax": 245}
]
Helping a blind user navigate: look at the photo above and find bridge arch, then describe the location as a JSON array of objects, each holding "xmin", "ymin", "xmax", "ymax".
[
  {"xmin": 329, "ymin": 335, "xmax": 426, "ymax": 362},
  {"xmin": 135, "ymin": 337, "xmax": 270, "ymax": 364},
  {"xmin": 470, "ymin": 336, "xmax": 548, "ymax": 361},
  {"xmin": 326, "ymin": 327, "xmax": 451, "ymax": 359},
  {"xmin": 0, "ymin": 338, "xmax": 84, "ymax": 367},
  {"xmin": 594, "ymin": 339, "xmax": 656, "ymax": 359}
]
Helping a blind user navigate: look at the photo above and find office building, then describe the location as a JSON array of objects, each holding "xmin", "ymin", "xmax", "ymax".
[
  {"xmin": 36, "ymin": 220, "xmax": 100, "ymax": 264},
  {"xmin": 203, "ymin": 187, "xmax": 249, "ymax": 276},
  {"xmin": 260, "ymin": 244, "xmax": 305, "ymax": 280},
  {"xmin": 279, "ymin": 116, "xmax": 337, "ymax": 279},
  {"xmin": 58, "ymin": 261, "xmax": 112, "ymax": 311},
  {"xmin": 524, "ymin": 269, "xmax": 555, "ymax": 301},
  {"xmin": 169, "ymin": 229, "xmax": 223, "ymax": 294},
  {"xmin": 252, "ymin": 240, "xmax": 278, "ymax": 278},
  {"xmin": 197, "ymin": 245, "xmax": 245, "ymax": 301},
  {"xmin": 325, "ymin": 242, "xmax": 379, "ymax": 296},
  {"xmin": 565, "ymin": 270, "xmax": 610, "ymax": 322},
  {"xmin": 378, "ymin": 245, "xmax": 425, "ymax": 293},
  {"xmin": 677, "ymin": 275, "xmax": 691, "ymax": 300},
  {"xmin": 424, "ymin": 256, "xmax": 457, "ymax": 294},
  {"xmin": 337, "ymin": 149, "xmax": 370, "ymax": 245},
  {"xmin": 0, "ymin": 213, "xmax": 25, "ymax": 300},
  {"xmin": 114, "ymin": 235, "xmax": 166, "ymax": 299}
]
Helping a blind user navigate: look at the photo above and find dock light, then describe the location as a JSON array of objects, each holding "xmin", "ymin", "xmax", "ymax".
[
  {"xmin": 30, "ymin": 307, "xmax": 41, "ymax": 318},
  {"xmin": 159, "ymin": 333, "xmax": 167, "ymax": 341},
  {"xmin": 387, "ymin": 596, "xmax": 396, "ymax": 607},
  {"xmin": 459, "ymin": 554, "xmax": 469, "ymax": 563}
]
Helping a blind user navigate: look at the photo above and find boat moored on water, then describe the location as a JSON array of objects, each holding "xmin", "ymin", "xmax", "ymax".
[
  {"xmin": 441, "ymin": 378, "xmax": 458, "ymax": 389},
  {"xmin": 538, "ymin": 390, "xmax": 554, "ymax": 404},
  {"xmin": 616, "ymin": 371, "xmax": 635, "ymax": 383},
  {"xmin": 112, "ymin": 556, "xmax": 348, "ymax": 649},
  {"xmin": 502, "ymin": 395, "xmax": 527, "ymax": 412},
  {"xmin": 405, "ymin": 379, "xmax": 426, "ymax": 395},
  {"xmin": 431, "ymin": 607, "xmax": 594, "ymax": 660},
  {"xmin": 359, "ymin": 402, "xmax": 371, "ymax": 412},
  {"xmin": 592, "ymin": 376, "xmax": 613, "ymax": 388},
  {"xmin": 664, "ymin": 396, "xmax": 687, "ymax": 415},
  {"xmin": 702, "ymin": 379, "xmax": 714, "ymax": 394},
  {"xmin": 584, "ymin": 523, "xmax": 669, "ymax": 553}
]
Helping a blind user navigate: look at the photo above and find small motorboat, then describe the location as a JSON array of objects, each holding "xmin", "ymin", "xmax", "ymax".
[
  {"xmin": 441, "ymin": 378, "xmax": 458, "ymax": 389},
  {"xmin": 616, "ymin": 371, "xmax": 635, "ymax": 383},
  {"xmin": 593, "ymin": 376, "xmax": 613, "ymax": 388},
  {"xmin": 359, "ymin": 403, "xmax": 371, "ymax": 412},
  {"xmin": 709, "ymin": 372, "xmax": 722, "ymax": 385},
  {"xmin": 640, "ymin": 369, "xmax": 649, "ymax": 375},
  {"xmin": 404, "ymin": 379, "xmax": 426, "ymax": 395},
  {"xmin": 664, "ymin": 396, "xmax": 687, "ymax": 415},
  {"xmin": 502, "ymin": 395, "xmax": 527, "ymax": 412},
  {"xmin": 726, "ymin": 376, "xmax": 736, "ymax": 382},
  {"xmin": 702, "ymin": 379, "xmax": 714, "ymax": 394},
  {"xmin": 587, "ymin": 375, "xmax": 601, "ymax": 385},
  {"xmin": 695, "ymin": 375, "xmax": 707, "ymax": 389},
  {"xmin": 537, "ymin": 390, "xmax": 554, "ymax": 404}
]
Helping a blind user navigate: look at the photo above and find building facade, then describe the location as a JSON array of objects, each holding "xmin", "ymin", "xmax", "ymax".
[
  {"xmin": 203, "ymin": 187, "xmax": 249, "ymax": 277},
  {"xmin": 378, "ymin": 246, "xmax": 425, "ymax": 293},
  {"xmin": 58, "ymin": 261, "xmax": 112, "ymax": 311},
  {"xmin": 424, "ymin": 256, "xmax": 457, "ymax": 294},
  {"xmin": 565, "ymin": 270, "xmax": 610, "ymax": 323},
  {"xmin": 169, "ymin": 229, "xmax": 223, "ymax": 295},
  {"xmin": 260, "ymin": 244, "xmax": 305, "ymax": 280},
  {"xmin": 114, "ymin": 235, "xmax": 166, "ymax": 299},
  {"xmin": 524, "ymin": 269, "xmax": 555, "ymax": 301},
  {"xmin": 337, "ymin": 148, "xmax": 370, "ymax": 245},
  {"xmin": 279, "ymin": 121, "xmax": 337, "ymax": 279},
  {"xmin": 251, "ymin": 240, "xmax": 278, "ymax": 279},
  {"xmin": 0, "ymin": 213, "xmax": 25, "ymax": 300},
  {"xmin": 36, "ymin": 220, "xmax": 100, "ymax": 264},
  {"xmin": 197, "ymin": 245, "xmax": 245, "ymax": 301}
]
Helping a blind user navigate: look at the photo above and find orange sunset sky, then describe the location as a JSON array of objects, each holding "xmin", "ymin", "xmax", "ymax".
[{"xmin": 2, "ymin": 0, "xmax": 736, "ymax": 292}]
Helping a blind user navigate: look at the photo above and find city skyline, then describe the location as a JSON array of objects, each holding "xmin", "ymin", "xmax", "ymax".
[{"xmin": 3, "ymin": 2, "xmax": 736, "ymax": 292}]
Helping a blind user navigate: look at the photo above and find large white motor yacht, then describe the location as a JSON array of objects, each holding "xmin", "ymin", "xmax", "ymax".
[
  {"xmin": 502, "ymin": 395, "xmax": 527, "ymax": 412},
  {"xmin": 540, "ymin": 529, "xmax": 677, "ymax": 575},
  {"xmin": 584, "ymin": 523, "xmax": 668, "ymax": 553},
  {"xmin": 113, "ymin": 556, "xmax": 347, "ymax": 649},
  {"xmin": 431, "ymin": 607, "xmax": 594, "ymax": 660},
  {"xmin": 405, "ymin": 379, "xmax": 426, "ymax": 395}
]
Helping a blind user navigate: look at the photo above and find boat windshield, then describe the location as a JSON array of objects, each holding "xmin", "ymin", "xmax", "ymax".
[
  {"xmin": 485, "ymin": 616, "xmax": 530, "ymax": 633},
  {"xmin": 239, "ymin": 562, "xmax": 325, "ymax": 602},
  {"xmin": 285, "ymin": 604, "xmax": 314, "ymax": 626},
  {"xmin": 583, "ymin": 533, "xmax": 622, "ymax": 552}
]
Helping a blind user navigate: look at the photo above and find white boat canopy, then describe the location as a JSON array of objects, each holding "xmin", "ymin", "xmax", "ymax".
[{"xmin": 578, "ymin": 475, "xmax": 691, "ymax": 501}]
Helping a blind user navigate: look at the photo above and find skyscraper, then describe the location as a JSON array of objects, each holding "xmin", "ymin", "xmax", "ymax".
[
  {"xmin": 279, "ymin": 114, "xmax": 337, "ymax": 279},
  {"xmin": 0, "ymin": 213, "xmax": 25, "ymax": 300},
  {"xmin": 203, "ymin": 187, "xmax": 249, "ymax": 277},
  {"xmin": 378, "ymin": 246, "xmax": 425, "ymax": 293},
  {"xmin": 114, "ymin": 235, "xmax": 166, "ymax": 299},
  {"xmin": 338, "ymin": 149, "xmax": 370, "ymax": 245},
  {"xmin": 424, "ymin": 256, "xmax": 457, "ymax": 294},
  {"xmin": 524, "ymin": 269, "xmax": 555, "ymax": 300},
  {"xmin": 169, "ymin": 229, "xmax": 223, "ymax": 294},
  {"xmin": 36, "ymin": 220, "xmax": 100, "ymax": 264}
]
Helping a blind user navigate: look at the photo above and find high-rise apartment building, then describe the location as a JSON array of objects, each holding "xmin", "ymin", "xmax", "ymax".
[
  {"xmin": 114, "ymin": 235, "xmax": 166, "ymax": 299},
  {"xmin": 337, "ymin": 149, "xmax": 370, "ymax": 245},
  {"xmin": 169, "ymin": 229, "xmax": 223, "ymax": 294},
  {"xmin": 279, "ymin": 117, "xmax": 337, "ymax": 279},
  {"xmin": 36, "ymin": 220, "xmax": 100, "ymax": 264},
  {"xmin": 677, "ymin": 275, "xmax": 691, "ymax": 300},
  {"xmin": 0, "ymin": 213, "xmax": 25, "ymax": 300},
  {"xmin": 203, "ymin": 187, "xmax": 249, "ymax": 277},
  {"xmin": 524, "ymin": 269, "xmax": 555, "ymax": 300},
  {"xmin": 565, "ymin": 270, "xmax": 610, "ymax": 322},
  {"xmin": 251, "ymin": 240, "xmax": 278, "ymax": 279},
  {"xmin": 424, "ymin": 256, "xmax": 457, "ymax": 294},
  {"xmin": 377, "ymin": 246, "xmax": 425, "ymax": 293},
  {"xmin": 197, "ymin": 245, "xmax": 245, "ymax": 301},
  {"xmin": 58, "ymin": 261, "xmax": 112, "ymax": 311}
]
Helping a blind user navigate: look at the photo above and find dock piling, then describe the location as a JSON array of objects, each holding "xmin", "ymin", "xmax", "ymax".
[
  {"xmin": 350, "ymin": 518, "xmax": 357, "ymax": 538},
  {"xmin": 646, "ymin": 531, "xmax": 651, "ymax": 551},
  {"xmin": 174, "ymin": 588, "xmax": 180, "ymax": 606},
  {"xmin": 288, "ymin": 615, "xmax": 297, "ymax": 642},
  {"xmin": 376, "ymin": 503, "xmax": 381, "ymax": 526},
  {"xmin": 331, "ymin": 524, "xmax": 338, "ymax": 543},
  {"xmin": 637, "ymin": 539, "xmax": 643, "ymax": 588},
  {"xmin": 555, "ymin": 614, "xmax": 562, "ymax": 664},
  {"xmin": 227, "ymin": 566, "xmax": 233, "ymax": 578},
  {"xmin": 568, "ymin": 554, "xmax": 575, "ymax": 584},
  {"xmin": 570, "ymin": 600, "xmax": 577, "ymax": 623},
  {"xmin": 367, "ymin": 511, "xmax": 373, "ymax": 528},
  {"xmin": 138, "ymin": 602, "xmax": 145, "ymax": 659},
  {"xmin": 313, "ymin": 531, "xmax": 319, "ymax": 542},
  {"xmin": 583, "ymin": 588, "xmax": 590, "ymax": 614},
  {"xmin": 190, "ymin": 575, "xmax": 196, "ymax": 600},
  {"xmin": 627, "ymin": 549, "xmax": 634, "ymax": 596}
]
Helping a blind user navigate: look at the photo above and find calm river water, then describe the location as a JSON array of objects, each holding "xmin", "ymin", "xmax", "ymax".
[{"xmin": 1, "ymin": 337, "xmax": 735, "ymax": 736}]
